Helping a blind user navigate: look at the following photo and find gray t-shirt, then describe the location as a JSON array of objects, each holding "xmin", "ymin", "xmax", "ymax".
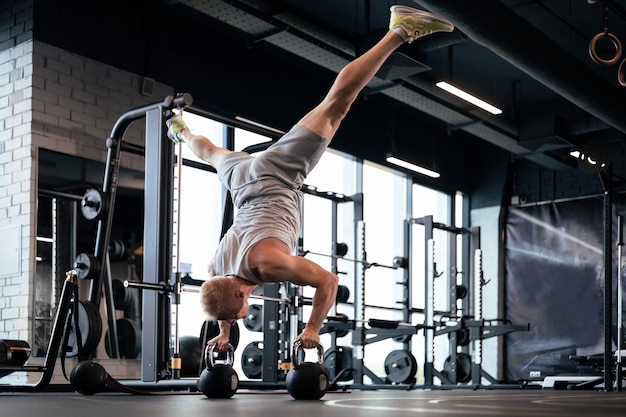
[{"xmin": 212, "ymin": 125, "xmax": 329, "ymax": 283}]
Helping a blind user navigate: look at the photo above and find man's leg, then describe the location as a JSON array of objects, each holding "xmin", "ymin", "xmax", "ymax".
[
  {"xmin": 298, "ymin": 7, "xmax": 453, "ymax": 141},
  {"xmin": 166, "ymin": 115, "xmax": 233, "ymax": 168}
]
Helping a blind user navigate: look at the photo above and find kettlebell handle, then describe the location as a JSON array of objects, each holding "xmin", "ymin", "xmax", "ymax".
[
  {"xmin": 205, "ymin": 343, "xmax": 235, "ymax": 369},
  {"xmin": 291, "ymin": 340, "xmax": 324, "ymax": 367}
]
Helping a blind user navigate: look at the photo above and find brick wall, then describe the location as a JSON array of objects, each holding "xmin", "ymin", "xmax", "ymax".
[
  {"xmin": 0, "ymin": 36, "xmax": 172, "ymax": 344},
  {"xmin": 0, "ymin": 32, "xmax": 34, "ymax": 342}
]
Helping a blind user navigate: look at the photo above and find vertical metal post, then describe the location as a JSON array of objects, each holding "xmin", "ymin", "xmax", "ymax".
[
  {"xmin": 330, "ymin": 200, "xmax": 339, "ymax": 352},
  {"xmin": 262, "ymin": 283, "xmax": 280, "ymax": 383},
  {"xmin": 603, "ymin": 176, "xmax": 614, "ymax": 391},
  {"xmin": 142, "ymin": 106, "xmax": 174, "ymax": 382},
  {"xmin": 351, "ymin": 192, "xmax": 365, "ymax": 385},
  {"xmin": 616, "ymin": 215, "xmax": 623, "ymax": 390},
  {"xmin": 422, "ymin": 215, "xmax": 435, "ymax": 386}
]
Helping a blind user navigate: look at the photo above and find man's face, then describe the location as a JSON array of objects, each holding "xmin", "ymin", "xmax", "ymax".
[{"xmin": 223, "ymin": 296, "xmax": 250, "ymax": 326}]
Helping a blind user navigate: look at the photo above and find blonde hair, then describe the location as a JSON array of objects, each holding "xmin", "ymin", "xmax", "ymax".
[{"xmin": 200, "ymin": 277, "xmax": 238, "ymax": 320}]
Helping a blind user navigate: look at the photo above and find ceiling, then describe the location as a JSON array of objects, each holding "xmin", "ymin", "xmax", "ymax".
[{"xmin": 167, "ymin": 0, "xmax": 626, "ymax": 172}]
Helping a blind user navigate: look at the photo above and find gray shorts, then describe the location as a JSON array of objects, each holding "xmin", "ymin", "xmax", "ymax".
[{"xmin": 212, "ymin": 125, "xmax": 329, "ymax": 283}]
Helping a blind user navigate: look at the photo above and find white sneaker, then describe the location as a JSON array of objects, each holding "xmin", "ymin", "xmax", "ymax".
[{"xmin": 389, "ymin": 5, "xmax": 454, "ymax": 44}]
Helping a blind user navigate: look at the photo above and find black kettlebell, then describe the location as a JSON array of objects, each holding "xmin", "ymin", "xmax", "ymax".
[
  {"xmin": 286, "ymin": 341, "xmax": 329, "ymax": 400},
  {"xmin": 70, "ymin": 360, "xmax": 108, "ymax": 395},
  {"xmin": 197, "ymin": 343, "xmax": 239, "ymax": 399}
]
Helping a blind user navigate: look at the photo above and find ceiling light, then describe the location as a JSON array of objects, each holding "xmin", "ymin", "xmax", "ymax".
[
  {"xmin": 436, "ymin": 81, "xmax": 503, "ymax": 115},
  {"xmin": 386, "ymin": 155, "xmax": 440, "ymax": 178}
]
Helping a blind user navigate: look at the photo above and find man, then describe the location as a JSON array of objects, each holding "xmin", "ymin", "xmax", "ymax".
[{"xmin": 166, "ymin": 5, "xmax": 453, "ymax": 350}]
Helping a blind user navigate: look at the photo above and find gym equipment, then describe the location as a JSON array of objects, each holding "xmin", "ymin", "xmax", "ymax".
[
  {"xmin": 80, "ymin": 188, "xmax": 106, "ymax": 221},
  {"xmin": 286, "ymin": 342, "xmax": 329, "ymax": 400},
  {"xmin": 384, "ymin": 350, "xmax": 418, "ymax": 384},
  {"xmin": 616, "ymin": 216, "xmax": 624, "ymax": 389},
  {"xmin": 0, "ymin": 270, "xmax": 78, "ymax": 392},
  {"xmin": 241, "ymin": 341, "xmax": 263, "ymax": 379},
  {"xmin": 0, "ymin": 340, "xmax": 31, "ymax": 378},
  {"xmin": 408, "ymin": 216, "xmax": 529, "ymax": 389},
  {"xmin": 73, "ymin": 253, "xmax": 101, "ymax": 280},
  {"xmin": 64, "ymin": 299, "xmax": 102, "ymax": 358},
  {"xmin": 589, "ymin": 0, "xmax": 622, "ymax": 66},
  {"xmin": 443, "ymin": 352, "xmax": 472, "ymax": 384},
  {"xmin": 178, "ymin": 336, "xmax": 202, "ymax": 378},
  {"xmin": 69, "ymin": 360, "xmax": 108, "ymax": 395},
  {"xmin": 243, "ymin": 304, "xmax": 263, "ymax": 332},
  {"xmin": 323, "ymin": 345, "xmax": 353, "ymax": 382},
  {"xmin": 197, "ymin": 343, "xmax": 239, "ymax": 399},
  {"xmin": 104, "ymin": 318, "xmax": 141, "ymax": 359},
  {"xmin": 336, "ymin": 285, "xmax": 350, "ymax": 304},
  {"xmin": 300, "ymin": 248, "xmax": 398, "ymax": 270},
  {"xmin": 325, "ymin": 314, "xmax": 424, "ymax": 331},
  {"xmin": 199, "ymin": 320, "xmax": 240, "ymax": 360}
]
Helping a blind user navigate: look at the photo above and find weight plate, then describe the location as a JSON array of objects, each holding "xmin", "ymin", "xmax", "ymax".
[
  {"xmin": 81, "ymin": 188, "xmax": 106, "ymax": 221},
  {"xmin": 179, "ymin": 335, "xmax": 203, "ymax": 377},
  {"xmin": 241, "ymin": 341, "xmax": 263, "ymax": 379},
  {"xmin": 73, "ymin": 253, "xmax": 100, "ymax": 280},
  {"xmin": 104, "ymin": 318, "xmax": 141, "ymax": 359},
  {"xmin": 243, "ymin": 304, "xmax": 263, "ymax": 332},
  {"xmin": 443, "ymin": 352, "xmax": 472, "ymax": 384},
  {"xmin": 65, "ymin": 300, "xmax": 102, "ymax": 357},
  {"xmin": 112, "ymin": 279, "xmax": 133, "ymax": 310},
  {"xmin": 456, "ymin": 328, "xmax": 470, "ymax": 347},
  {"xmin": 323, "ymin": 346, "xmax": 353, "ymax": 381},
  {"xmin": 384, "ymin": 350, "xmax": 418, "ymax": 384},
  {"xmin": 336, "ymin": 285, "xmax": 350, "ymax": 304}
]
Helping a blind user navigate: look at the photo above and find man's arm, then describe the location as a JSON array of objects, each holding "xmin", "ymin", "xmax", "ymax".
[{"xmin": 207, "ymin": 320, "xmax": 232, "ymax": 352}]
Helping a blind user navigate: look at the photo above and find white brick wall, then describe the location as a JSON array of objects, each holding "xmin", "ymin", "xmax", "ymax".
[
  {"xmin": 0, "ymin": 38, "xmax": 172, "ymax": 347},
  {"xmin": 0, "ymin": 39, "xmax": 34, "ymax": 341}
]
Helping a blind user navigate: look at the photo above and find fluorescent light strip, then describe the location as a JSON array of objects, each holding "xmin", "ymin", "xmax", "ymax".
[
  {"xmin": 436, "ymin": 81, "xmax": 503, "ymax": 115},
  {"xmin": 386, "ymin": 156, "xmax": 440, "ymax": 178}
]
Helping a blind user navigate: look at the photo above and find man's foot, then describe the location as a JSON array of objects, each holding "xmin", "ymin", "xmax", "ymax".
[
  {"xmin": 166, "ymin": 114, "xmax": 189, "ymax": 143},
  {"xmin": 389, "ymin": 5, "xmax": 454, "ymax": 44}
]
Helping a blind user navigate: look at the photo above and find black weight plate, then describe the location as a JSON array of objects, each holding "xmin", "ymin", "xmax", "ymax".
[
  {"xmin": 179, "ymin": 335, "xmax": 203, "ymax": 377},
  {"xmin": 336, "ymin": 285, "xmax": 350, "ymax": 304},
  {"xmin": 384, "ymin": 350, "xmax": 418, "ymax": 384},
  {"xmin": 241, "ymin": 341, "xmax": 263, "ymax": 379},
  {"xmin": 444, "ymin": 352, "xmax": 472, "ymax": 383},
  {"xmin": 112, "ymin": 279, "xmax": 133, "ymax": 310},
  {"xmin": 105, "ymin": 318, "xmax": 141, "ymax": 359},
  {"xmin": 73, "ymin": 253, "xmax": 100, "ymax": 280},
  {"xmin": 65, "ymin": 300, "xmax": 102, "ymax": 357},
  {"xmin": 323, "ymin": 346, "xmax": 353, "ymax": 381},
  {"xmin": 243, "ymin": 304, "xmax": 263, "ymax": 332},
  {"xmin": 456, "ymin": 328, "xmax": 470, "ymax": 347}
]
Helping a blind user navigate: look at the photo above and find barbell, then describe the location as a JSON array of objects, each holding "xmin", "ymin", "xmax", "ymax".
[{"xmin": 300, "ymin": 249, "xmax": 404, "ymax": 270}]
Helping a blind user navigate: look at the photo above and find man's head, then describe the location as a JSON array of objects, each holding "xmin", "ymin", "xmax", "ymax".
[{"xmin": 200, "ymin": 277, "xmax": 251, "ymax": 326}]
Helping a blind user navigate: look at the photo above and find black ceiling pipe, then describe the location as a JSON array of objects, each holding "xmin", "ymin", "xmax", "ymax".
[{"xmin": 413, "ymin": 0, "xmax": 626, "ymax": 135}]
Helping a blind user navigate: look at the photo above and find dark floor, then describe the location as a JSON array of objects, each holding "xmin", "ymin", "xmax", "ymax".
[{"xmin": 2, "ymin": 389, "xmax": 626, "ymax": 417}]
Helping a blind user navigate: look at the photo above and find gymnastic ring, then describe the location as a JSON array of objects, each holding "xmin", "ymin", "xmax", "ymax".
[
  {"xmin": 589, "ymin": 31, "xmax": 622, "ymax": 66},
  {"xmin": 618, "ymin": 58, "xmax": 626, "ymax": 87}
]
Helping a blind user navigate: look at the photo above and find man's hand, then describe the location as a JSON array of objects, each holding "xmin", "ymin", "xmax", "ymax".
[
  {"xmin": 209, "ymin": 321, "xmax": 232, "ymax": 352},
  {"xmin": 295, "ymin": 327, "xmax": 320, "ymax": 349}
]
